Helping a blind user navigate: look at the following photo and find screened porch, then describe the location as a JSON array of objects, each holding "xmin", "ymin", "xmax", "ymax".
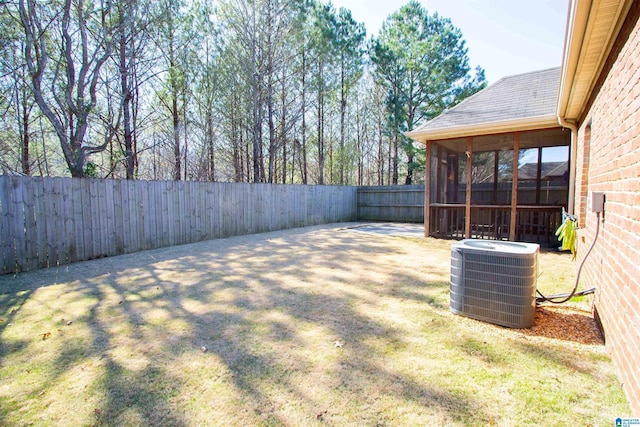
[{"xmin": 424, "ymin": 128, "xmax": 571, "ymax": 247}]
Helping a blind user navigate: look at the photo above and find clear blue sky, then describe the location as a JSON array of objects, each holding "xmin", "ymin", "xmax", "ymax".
[{"xmin": 330, "ymin": 0, "xmax": 570, "ymax": 85}]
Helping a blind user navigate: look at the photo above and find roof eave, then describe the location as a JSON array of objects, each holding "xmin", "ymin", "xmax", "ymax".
[
  {"xmin": 405, "ymin": 115, "xmax": 560, "ymax": 144},
  {"xmin": 557, "ymin": 0, "xmax": 634, "ymax": 121}
]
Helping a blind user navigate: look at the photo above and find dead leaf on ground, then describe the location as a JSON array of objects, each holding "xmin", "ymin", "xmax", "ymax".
[{"xmin": 40, "ymin": 332, "xmax": 51, "ymax": 340}]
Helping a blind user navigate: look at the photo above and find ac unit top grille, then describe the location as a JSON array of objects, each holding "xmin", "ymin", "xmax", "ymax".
[{"xmin": 450, "ymin": 239, "xmax": 539, "ymax": 328}]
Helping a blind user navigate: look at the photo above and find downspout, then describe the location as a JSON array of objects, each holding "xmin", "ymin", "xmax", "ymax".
[
  {"xmin": 557, "ymin": 0, "xmax": 582, "ymax": 217},
  {"xmin": 558, "ymin": 116, "xmax": 578, "ymax": 215}
]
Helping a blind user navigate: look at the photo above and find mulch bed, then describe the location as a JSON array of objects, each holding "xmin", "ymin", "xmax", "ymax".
[{"xmin": 520, "ymin": 305, "xmax": 604, "ymax": 345}]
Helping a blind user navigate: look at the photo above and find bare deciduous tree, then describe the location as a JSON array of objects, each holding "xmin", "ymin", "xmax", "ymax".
[{"xmin": 18, "ymin": 0, "xmax": 114, "ymax": 177}]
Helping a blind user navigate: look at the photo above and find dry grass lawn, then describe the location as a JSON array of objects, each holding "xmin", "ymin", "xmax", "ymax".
[{"xmin": 0, "ymin": 223, "xmax": 631, "ymax": 426}]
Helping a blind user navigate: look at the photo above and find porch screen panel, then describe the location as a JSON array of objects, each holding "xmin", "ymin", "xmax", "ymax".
[
  {"xmin": 516, "ymin": 146, "xmax": 569, "ymax": 205},
  {"xmin": 470, "ymin": 151, "xmax": 496, "ymax": 204},
  {"xmin": 497, "ymin": 149, "xmax": 516, "ymax": 204},
  {"xmin": 429, "ymin": 143, "xmax": 439, "ymax": 204},
  {"xmin": 517, "ymin": 148, "xmax": 540, "ymax": 205},
  {"xmin": 467, "ymin": 133, "xmax": 515, "ymax": 205},
  {"xmin": 540, "ymin": 146, "xmax": 570, "ymax": 205},
  {"xmin": 431, "ymin": 143, "xmax": 462, "ymax": 204}
]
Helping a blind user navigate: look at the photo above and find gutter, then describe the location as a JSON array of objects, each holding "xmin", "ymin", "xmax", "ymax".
[
  {"xmin": 556, "ymin": 0, "xmax": 589, "ymax": 122},
  {"xmin": 556, "ymin": 0, "xmax": 583, "ymax": 217},
  {"xmin": 558, "ymin": 0, "xmax": 634, "ymax": 120}
]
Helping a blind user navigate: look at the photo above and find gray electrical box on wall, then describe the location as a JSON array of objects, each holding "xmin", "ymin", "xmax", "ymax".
[{"xmin": 591, "ymin": 192, "xmax": 605, "ymax": 213}]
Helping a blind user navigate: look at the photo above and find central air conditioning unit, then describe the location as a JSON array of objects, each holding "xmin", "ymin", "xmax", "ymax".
[{"xmin": 450, "ymin": 239, "xmax": 539, "ymax": 328}]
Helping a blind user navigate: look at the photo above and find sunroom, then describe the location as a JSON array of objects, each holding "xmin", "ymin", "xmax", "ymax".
[{"xmin": 406, "ymin": 67, "xmax": 571, "ymax": 246}]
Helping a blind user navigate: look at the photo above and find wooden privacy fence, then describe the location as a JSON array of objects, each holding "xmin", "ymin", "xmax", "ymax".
[
  {"xmin": 0, "ymin": 176, "xmax": 357, "ymax": 274},
  {"xmin": 357, "ymin": 185, "xmax": 424, "ymax": 223}
]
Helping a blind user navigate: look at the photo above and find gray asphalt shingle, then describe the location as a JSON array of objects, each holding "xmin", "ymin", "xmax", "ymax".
[{"xmin": 412, "ymin": 67, "xmax": 561, "ymax": 132}]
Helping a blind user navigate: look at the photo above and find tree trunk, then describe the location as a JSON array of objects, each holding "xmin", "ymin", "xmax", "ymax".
[
  {"xmin": 281, "ymin": 68, "xmax": 287, "ymax": 184},
  {"xmin": 392, "ymin": 133, "xmax": 398, "ymax": 185},
  {"xmin": 387, "ymin": 132, "xmax": 392, "ymax": 185},
  {"xmin": 183, "ymin": 88, "xmax": 188, "ymax": 180},
  {"xmin": 118, "ymin": 22, "xmax": 135, "ymax": 180},
  {"xmin": 317, "ymin": 61, "xmax": 324, "ymax": 185},
  {"xmin": 377, "ymin": 106, "xmax": 384, "ymax": 185},
  {"xmin": 172, "ymin": 94, "xmax": 181, "ymax": 180},
  {"xmin": 38, "ymin": 116, "xmax": 49, "ymax": 175},
  {"xmin": 301, "ymin": 49, "xmax": 308, "ymax": 184},
  {"xmin": 267, "ymin": 64, "xmax": 276, "ymax": 183},
  {"xmin": 356, "ymin": 105, "xmax": 363, "ymax": 186},
  {"xmin": 20, "ymin": 85, "xmax": 30, "ymax": 175},
  {"xmin": 405, "ymin": 153, "xmax": 414, "ymax": 184},
  {"xmin": 328, "ymin": 125, "xmax": 333, "ymax": 184},
  {"xmin": 131, "ymin": 60, "xmax": 140, "ymax": 177},
  {"xmin": 207, "ymin": 110, "xmax": 215, "ymax": 181},
  {"xmin": 245, "ymin": 127, "xmax": 251, "ymax": 182},
  {"xmin": 339, "ymin": 54, "xmax": 346, "ymax": 185}
]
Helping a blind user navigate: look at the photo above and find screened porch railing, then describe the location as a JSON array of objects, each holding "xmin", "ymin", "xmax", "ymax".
[{"xmin": 428, "ymin": 204, "xmax": 563, "ymax": 246}]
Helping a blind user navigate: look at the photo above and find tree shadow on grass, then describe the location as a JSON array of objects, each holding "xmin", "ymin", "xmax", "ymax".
[
  {"xmin": 0, "ymin": 224, "xmax": 495, "ymax": 425},
  {"xmin": 0, "ymin": 292, "xmax": 33, "ymax": 425},
  {"xmin": 0, "ymin": 289, "xmax": 32, "ymax": 334}
]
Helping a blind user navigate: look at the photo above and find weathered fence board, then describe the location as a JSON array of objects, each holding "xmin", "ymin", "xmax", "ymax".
[
  {"xmin": 357, "ymin": 185, "xmax": 425, "ymax": 223},
  {"xmin": 12, "ymin": 178, "xmax": 27, "ymax": 270},
  {"xmin": 43, "ymin": 178, "xmax": 58, "ymax": 267},
  {"xmin": 72, "ymin": 179, "xmax": 83, "ymax": 261},
  {"xmin": 0, "ymin": 177, "xmax": 358, "ymax": 274},
  {"xmin": 1, "ymin": 177, "xmax": 12, "ymax": 270},
  {"xmin": 34, "ymin": 178, "xmax": 48, "ymax": 269}
]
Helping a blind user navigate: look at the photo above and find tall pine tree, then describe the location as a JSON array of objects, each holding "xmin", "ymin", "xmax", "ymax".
[{"xmin": 371, "ymin": 0, "xmax": 486, "ymax": 184}]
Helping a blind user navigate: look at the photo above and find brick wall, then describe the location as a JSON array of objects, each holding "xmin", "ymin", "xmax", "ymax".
[{"xmin": 575, "ymin": 2, "xmax": 640, "ymax": 414}]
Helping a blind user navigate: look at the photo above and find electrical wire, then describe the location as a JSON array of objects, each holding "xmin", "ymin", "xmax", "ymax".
[{"xmin": 536, "ymin": 211, "xmax": 601, "ymax": 304}]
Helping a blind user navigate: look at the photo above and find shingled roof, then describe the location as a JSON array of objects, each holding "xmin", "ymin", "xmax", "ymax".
[{"xmin": 406, "ymin": 67, "xmax": 562, "ymax": 142}]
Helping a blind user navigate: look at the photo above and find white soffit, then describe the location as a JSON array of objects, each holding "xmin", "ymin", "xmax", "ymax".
[{"xmin": 559, "ymin": 0, "xmax": 634, "ymax": 120}]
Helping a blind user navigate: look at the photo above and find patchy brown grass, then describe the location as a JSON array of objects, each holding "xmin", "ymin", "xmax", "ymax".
[{"xmin": 0, "ymin": 223, "xmax": 630, "ymax": 426}]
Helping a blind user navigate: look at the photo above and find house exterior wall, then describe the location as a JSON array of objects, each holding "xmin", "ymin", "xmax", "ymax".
[{"xmin": 574, "ymin": 2, "xmax": 640, "ymax": 413}]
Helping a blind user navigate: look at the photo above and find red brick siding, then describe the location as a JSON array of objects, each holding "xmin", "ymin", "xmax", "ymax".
[
  {"xmin": 575, "ymin": 125, "xmax": 591, "ymax": 226},
  {"xmin": 575, "ymin": 3, "xmax": 640, "ymax": 414}
]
